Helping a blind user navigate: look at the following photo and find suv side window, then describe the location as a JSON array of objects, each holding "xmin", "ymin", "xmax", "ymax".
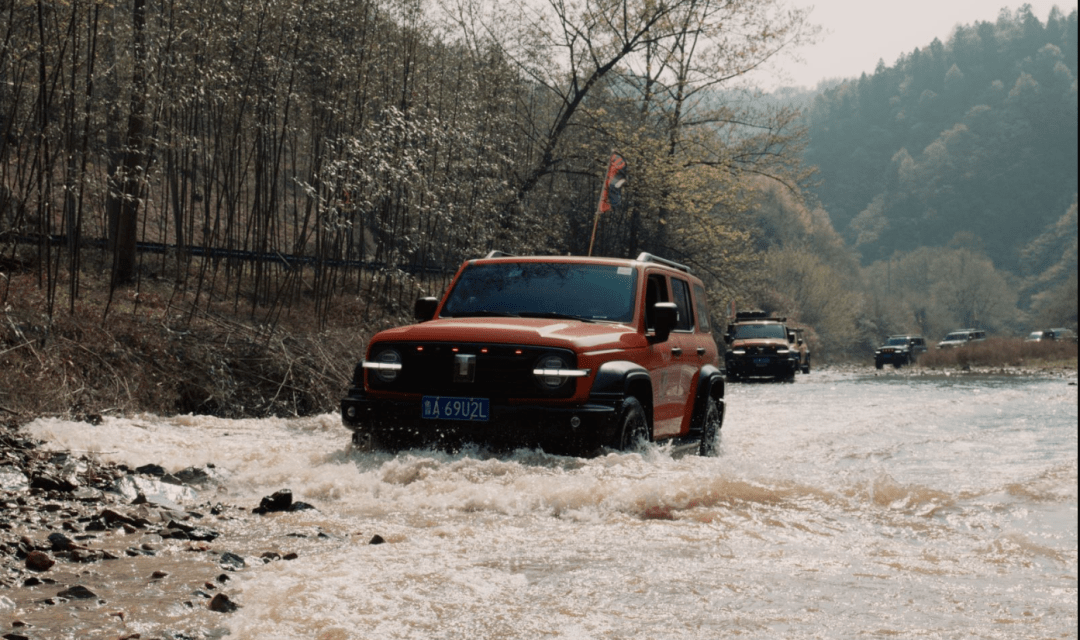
[
  {"xmin": 692, "ymin": 283, "xmax": 711, "ymax": 332},
  {"xmin": 645, "ymin": 273, "xmax": 669, "ymax": 331},
  {"xmin": 671, "ymin": 278, "xmax": 694, "ymax": 331}
]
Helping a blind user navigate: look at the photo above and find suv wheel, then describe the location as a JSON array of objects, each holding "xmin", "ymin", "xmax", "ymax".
[
  {"xmin": 613, "ymin": 397, "xmax": 650, "ymax": 452},
  {"xmin": 698, "ymin": 397, "xmax": 723, "ymax": 457},
  {"xmin": 802, "ymin": 360, "xmax": 810, "ymax": 374}
]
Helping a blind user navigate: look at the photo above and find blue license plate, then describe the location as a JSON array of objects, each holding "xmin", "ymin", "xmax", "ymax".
[
  {"xmin": 753, "ymin": 357, "xmax": 770, "ymax": 365},
  {"xmin": 422, "ymin": 396, "xmax": 490, "ymax": 421}
]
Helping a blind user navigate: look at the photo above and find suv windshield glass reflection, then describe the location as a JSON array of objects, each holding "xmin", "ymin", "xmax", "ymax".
[
  {"xmin": 887, "ymin": 337, "xmax": 909, "ymax": 346},
  {"xmin": 441, "ymin": 262, "xmax": 638, "ymax": 323},
  {"xmin": 733, "ymin": 324, "xmax": 787, "ymax": 340}
]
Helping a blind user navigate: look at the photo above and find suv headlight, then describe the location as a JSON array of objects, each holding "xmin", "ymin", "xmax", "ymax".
[
  {"xmin": 363, "ymin": 348, "xmax": 403, "ymax": 383},
  {"xmin": 533, "ymin": 355, "xmax": 589, "ymax": 390}
]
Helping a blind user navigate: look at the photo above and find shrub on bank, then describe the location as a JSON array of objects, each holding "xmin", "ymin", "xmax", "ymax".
[
  {"xmin": 0, "ymin": 268, "xmax": 392, "ymax": 424},
  {"xmin": 917, "ymin": 336, "xmax": 1078, "ymax": 369}
]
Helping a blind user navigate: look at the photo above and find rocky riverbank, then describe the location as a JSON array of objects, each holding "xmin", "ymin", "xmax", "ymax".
[{"xmin": 1, "ymin": 421, "xmax": 373, "ymax": 639}]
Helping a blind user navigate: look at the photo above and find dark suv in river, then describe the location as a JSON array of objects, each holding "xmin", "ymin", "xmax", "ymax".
[
  {"xmin": 874, "ymin": 335, "xmax": 927, "ymax": 369},
  {"xmin": 341, "ymin": 252, "xmax": 726, "ymax": 457},
  {"xmin": 722, "ymin": 311, "xmax": 803, "ymax": 381}
]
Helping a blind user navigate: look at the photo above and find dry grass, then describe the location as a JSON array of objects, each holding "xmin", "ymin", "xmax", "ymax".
[
  {"xmin": 917, "ymin": 336, "xmax": 1078, "ymax": 370},
  {"xmin": 0, "ymin": 255, "xmax": 418, "ymax": 426}
]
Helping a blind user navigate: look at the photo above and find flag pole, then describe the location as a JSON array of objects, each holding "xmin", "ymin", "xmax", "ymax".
[{"xmin": 587, "ymin": 188, "xmax": 605, "ymax": 257}]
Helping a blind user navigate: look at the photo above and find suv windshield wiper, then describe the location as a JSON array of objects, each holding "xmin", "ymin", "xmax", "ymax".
[{"xmin": 517, "ymin": 311, "xmax": 594, "ymax": 322}]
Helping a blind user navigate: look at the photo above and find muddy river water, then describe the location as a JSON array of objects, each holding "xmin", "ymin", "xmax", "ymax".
[{"xmin": 14, "ymin": 368, "xmax": 1079, "ymax": 639}]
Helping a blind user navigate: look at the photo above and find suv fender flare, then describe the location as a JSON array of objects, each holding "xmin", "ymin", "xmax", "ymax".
[
  {"xmin": 690, "ymin": 366, "xmax": 725, "ymax": 434},
  {"xmin": 588, "ymin": 360, "xmax": 655, "ymax": 424}
]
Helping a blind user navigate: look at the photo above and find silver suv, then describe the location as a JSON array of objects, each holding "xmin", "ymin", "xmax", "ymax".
[{"xmin": 936, "ymin": 329, "xmax": 987, "ymax": 349}]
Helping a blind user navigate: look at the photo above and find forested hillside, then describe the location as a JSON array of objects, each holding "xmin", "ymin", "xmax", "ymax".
[
  {"xmin": 776, "ymin": 5, "xmax": 1078, "ymax": 344},
  {"xmin": 803, "ymin": 6, "xmax": 1077, "ymax": 275}
]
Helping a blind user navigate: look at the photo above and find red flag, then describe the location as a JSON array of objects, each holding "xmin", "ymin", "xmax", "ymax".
[{"xmin": 598, "ymin": 153, "xmax": 627, "ymax": 213}]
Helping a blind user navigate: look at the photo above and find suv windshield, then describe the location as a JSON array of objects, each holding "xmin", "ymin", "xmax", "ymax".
[
  {"xmin": 440, "ymin": 262, "xmax": 638, "ymax": 323},
  {"xmin": 943, "ymin": 333, "xmax": 968, "ymax": 341},
  {"xmin": 733, "ymin": 324, "xmax": 787, "ymax": 340},
  {"xmin": 887, "ymin": 337, "xmax": 910, "ymax": 346}
]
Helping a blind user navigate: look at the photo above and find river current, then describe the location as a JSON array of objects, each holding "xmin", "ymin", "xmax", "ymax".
[{"xmin": 18, "ymin": 368, "xmax": 1079, "ymax": 639}]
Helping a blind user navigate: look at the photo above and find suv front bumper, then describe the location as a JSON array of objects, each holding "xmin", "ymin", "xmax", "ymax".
[
  {"xmin": 725, "ymin": 354, "xmax": 798, "ymax": 379},
  {"xmin": 341, "ymin": 388, "xmax": 619, "ymax": 451},
  {"xmin": 875, "ymin": 351, "xmax": 910, "ymax": 365}
]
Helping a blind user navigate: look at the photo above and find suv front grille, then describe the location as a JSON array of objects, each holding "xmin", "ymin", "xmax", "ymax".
[
  {"xmin": 743, "ymin": 345, "xmax": 783, "ymax": 355},
  {"xmin": 366, "ymin": 342, "xmax": 577, "ymax": 399}
]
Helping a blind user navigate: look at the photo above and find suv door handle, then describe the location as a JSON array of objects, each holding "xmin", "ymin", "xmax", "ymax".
[
  {"xmin": 671, "ymin": 347, "xmax": 682, "ymax": 357},
  {"xmin": 696, "ymin": 347, "xmax": 706, "ymax": 356}
]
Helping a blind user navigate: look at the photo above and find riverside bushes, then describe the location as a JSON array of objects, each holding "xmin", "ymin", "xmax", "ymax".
[{"xmin": 917, "ymin": 337, "xmax": 1078, "ymax": 370}]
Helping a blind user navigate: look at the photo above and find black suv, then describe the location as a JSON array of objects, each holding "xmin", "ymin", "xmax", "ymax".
[
  {"xmin": 874, "ymin": 335, "xmax": 927, "ymax": 369},
  {"xmin": 341, "ymin": 252, "xmax": 726, "ymax": 457},
  {"xmin": 722, "ymin": 311, "xmax": 802, "ymax": 381}
]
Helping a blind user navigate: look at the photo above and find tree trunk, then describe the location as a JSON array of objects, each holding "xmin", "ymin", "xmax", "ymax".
[{"xmin": 109, "ymin": 0, "xmax": 148, "ymax": 286}]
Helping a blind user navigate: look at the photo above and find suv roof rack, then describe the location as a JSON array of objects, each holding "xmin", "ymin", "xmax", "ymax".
[
  {"xmin": 483, "ymin": 250, "xmax": 516, "ymax": 259},
  {"xmin": 734, "ymin": 310, "xmax": 787, "ymax": 320},
  {"xmin": 635, "ymin": 252, "xmax": 692, "ymax": 274},
  {"xmin": 733, "ymin": 310, "xmax": 787, "ymax": 323}
]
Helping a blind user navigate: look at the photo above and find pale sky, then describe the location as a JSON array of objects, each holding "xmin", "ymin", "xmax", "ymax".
[{"xmin": 765, "ymin": 0, "xmax": 1078, "ymax": 89}]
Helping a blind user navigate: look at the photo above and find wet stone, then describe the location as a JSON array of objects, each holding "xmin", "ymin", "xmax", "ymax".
[
  {"xmin": 47, "ymin": 533, "xmax": 77, "ymax": 552},
  {"xmin": 218, "ymin": 552, "xmax": 245, "ymax": 570},
  {"xmin": 253, "ymin": 488, "xmax": 293, "ymax": 514},
  {"xmin": 83, "ymin": 518, "xmax": 108, "ymax": 531},
  {"xmin": 25, "ymin": 551, "xmax": 54, "ymax": 572},
  {"xmin": 29, "ymin": 473, "xmax": 77, "ymax": 493},
  {"xmin": 164, "ymin": 519, "xmax": 221, "ymax": 541},
  {"xmin": 67, "ymin": 549, "xmax": 105, "ymax": 563},
  {"xmin": 56, "ymin": 584, "xmax": 98, "ymax": 600},
  {"xmin": 208, "ymin": 593, "xmax": 239, "ymax": 613},
  {"xmin": 135, "ymin": 463, "xmax": 166, "ymax": 477}
]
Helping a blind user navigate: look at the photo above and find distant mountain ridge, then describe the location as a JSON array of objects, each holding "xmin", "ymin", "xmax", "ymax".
[{"xmin": 799, "ymin": 5, "xmax": 1077, "ymax": 279}]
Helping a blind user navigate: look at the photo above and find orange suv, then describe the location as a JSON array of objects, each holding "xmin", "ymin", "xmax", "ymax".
[{"xmin": 341, "ymin": 252, "xmax": 726, "ymax": 457}]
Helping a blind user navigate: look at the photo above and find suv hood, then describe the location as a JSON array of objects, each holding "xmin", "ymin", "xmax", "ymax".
[{"xmin": 370, "ymin": 317, "xmax": 645, "ymax": 352}]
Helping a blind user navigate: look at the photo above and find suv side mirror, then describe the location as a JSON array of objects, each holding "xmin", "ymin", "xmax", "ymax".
[
  {"xmin": 652, "ymin": 302, "xmax": 678, "ymax": 342},
  {"xmin": 414, "ymin": 296, "xmax": 439, "ymax": 321}
]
